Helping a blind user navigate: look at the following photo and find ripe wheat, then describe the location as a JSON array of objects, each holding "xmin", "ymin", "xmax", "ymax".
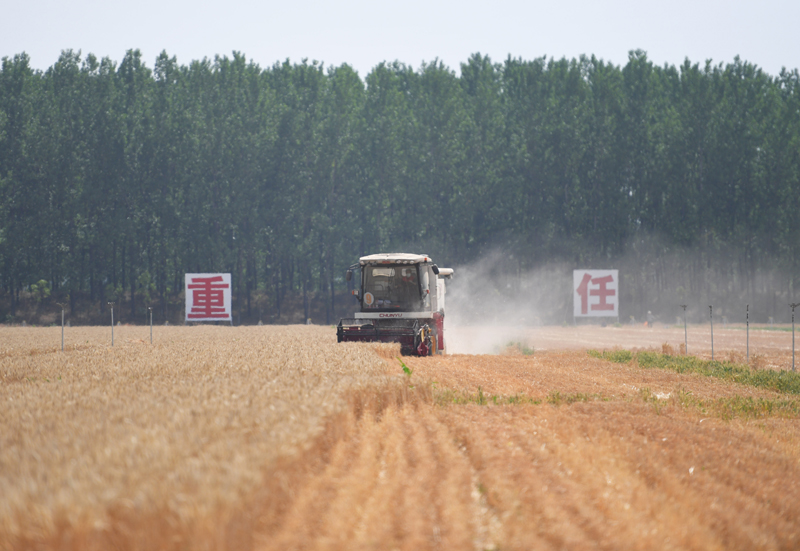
[{"xmin": 0, "ymin": 325, "xmax": 390, "ymax": 548}]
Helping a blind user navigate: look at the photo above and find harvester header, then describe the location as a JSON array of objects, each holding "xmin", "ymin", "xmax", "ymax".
[{"xmin": 337, "ymin": 253, "xmax": 454, "ymax": 356}]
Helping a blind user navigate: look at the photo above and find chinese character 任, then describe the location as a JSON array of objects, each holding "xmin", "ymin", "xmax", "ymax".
[
  {"xmin": 577, "ymin": 273, "xmax": 593, "ymax": 314},
  {"xmin": 589, "ymin": 275, "xmax": 615, "ymax": 311},
  {"xmin": 188, "ymin": 276, "xmax": 229, "ymax": 318}
]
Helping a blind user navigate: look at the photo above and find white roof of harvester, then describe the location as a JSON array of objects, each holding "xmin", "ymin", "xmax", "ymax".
[{"xmin": 359, "ymin": 253, "xmax": 431, "ymax": 265}]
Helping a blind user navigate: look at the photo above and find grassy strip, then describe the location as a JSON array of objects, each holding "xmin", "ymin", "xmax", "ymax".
[
  {"xmin": 588, "ymin": 349, "xmax": 633, "ymax": 363},
  {"xmin": 431, "ymin": 380, "xmax": 800, "ymax": 419},
  {"xmin": 502, "ymin": 341, "xmax": 535, "ymax": 355},
  {"xmin": 432, "ymin": 385, "xmax": 608, "ymax": 407},
  {"xmin": 589, "ymin": 349, "xmax": 800, "ymax": 395},
  {"xmin": 670, "ymin": 388, "xmax": 800, "ymax": 420},
  {"xmin": 433, "ymin": 386, "xmax": 541, "ymax": 406},
  {"xmin": 546, "ymin": 391, "xmax": 608, "ymax": 406},
  {"xmin": 636, "ymin": 387, "xmax": 800, "ymax": 419},
  {"xmin": 699, "ymin": 395, "xmax": 799, "ymax": 420}
]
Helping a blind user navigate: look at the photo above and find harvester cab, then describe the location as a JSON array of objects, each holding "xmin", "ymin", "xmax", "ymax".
[{"xmin": 337, "ymin": 253, "xmax": 454, "ymax": 356}]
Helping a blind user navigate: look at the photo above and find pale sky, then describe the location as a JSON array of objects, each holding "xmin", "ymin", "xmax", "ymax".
[{"xmin": 2, "ymin": 0, "xmax": 798, "ymax": 78}]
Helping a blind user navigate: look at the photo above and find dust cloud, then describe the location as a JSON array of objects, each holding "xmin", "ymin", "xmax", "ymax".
[
  {"xmin": 441, "ymin": 235, "xmax": 800, "ymax": 355},
  {"xmin": 444, "ymin": 252, "xmax": 571, "ymax": 354}
]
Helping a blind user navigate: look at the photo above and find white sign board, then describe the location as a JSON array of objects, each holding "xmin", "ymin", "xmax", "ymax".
[
  {"xmin": 573, "ymin": 269, "xmax": 619, "ymax": 317},
  {"xmin": 185, "ymin": 273, "xmax": 232, "ymax": 321}
]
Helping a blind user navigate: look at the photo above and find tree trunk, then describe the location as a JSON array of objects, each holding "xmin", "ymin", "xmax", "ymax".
[
  {"xmin": 98, "ymin": 276, "xmax": 105, "ymax": 317},
  {"xmin": 329, "ymin": 268, "xmax": 335, "ymax": 324},
  {"xmin": 322, "ymin": 262, "xmax": 330, "ymax": 324},
  {"xmin": 89, "ymin": 247, "xmax": 95, "ymax": 302},
  {"xmin": 275, "ymin": 275, "xmax": 281, "ymax": 320},
  {"xmin": 10, "ymin": 276, "xmax": 16, "ymax": 316},
  {"xmin": 174, "ymin": 253, "xmax": 180, "ymax": 298},
  {"xmin": 303, "ymin": 278, "xmax": 309, "ymax": 323},
  {"xmin": 130, "ymin": 242, "xmax": 136, "ymax": 319},
  {"xmin": 121, "ymin": 246, "xmax": 126, "ymax": 294},
  {"xmin": 275, "ymin": 258, "xmax": 282, "ymax": 320}
]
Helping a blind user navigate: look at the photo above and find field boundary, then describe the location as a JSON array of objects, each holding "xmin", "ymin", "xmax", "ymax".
[{"xmin": 588, "ymin": 349, "xmax": 800, "ymax": 394}]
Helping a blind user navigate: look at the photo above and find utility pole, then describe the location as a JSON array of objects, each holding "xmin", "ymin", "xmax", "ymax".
[
  {"xmin": 709, "ymin": 305, "xmax": 714, "ymax": 361},
  {"xmin": 148, "ymin": 306, "xmax": 153, "ymax": 344},
  {"xmin": 746, "ymin": 304, "xmax": 750, "ymax": 364},
  {"xmin": 57, "ymin": 303, "xmax": 66, "ymax": 351},
  {"xmin": 680, "ymin": 305, "xmax": 688, "ymax": 355},
  {"xmin": 791, "ymin": 303, "xmax": 799, "ymax": 372},
  {"xmin": 108, "ymin": 302, "xmax": 115, "ymax": 346}
]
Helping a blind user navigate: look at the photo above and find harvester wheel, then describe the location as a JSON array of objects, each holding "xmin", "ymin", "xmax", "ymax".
[{"xmin": 415, "ymin": 324, "xmax": 433, "ymax": 356}]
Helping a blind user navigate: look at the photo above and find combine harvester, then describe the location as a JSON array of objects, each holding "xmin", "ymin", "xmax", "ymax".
[{"xmin": 337, "ymin": 253, "xmax": 454, "ymax": 356}]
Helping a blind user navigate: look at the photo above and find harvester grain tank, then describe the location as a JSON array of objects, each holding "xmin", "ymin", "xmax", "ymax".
[{"xmin": 336, "ymin": 253, "xmax": 454, "ymax": 356}]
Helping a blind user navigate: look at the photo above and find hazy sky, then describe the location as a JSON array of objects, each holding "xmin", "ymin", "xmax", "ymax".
[{"xmin": 3, "ymin": 0, "xmax": 798, "ymax": 77}]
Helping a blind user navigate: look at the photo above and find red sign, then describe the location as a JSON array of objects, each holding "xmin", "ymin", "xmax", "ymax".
[
  {"xmin": 185, "ymin": 273, "xmax": 231, "ymax": 321},
  {"xmin": 573, "ymin": 270, "xmax": 618, "ymax": 317}
]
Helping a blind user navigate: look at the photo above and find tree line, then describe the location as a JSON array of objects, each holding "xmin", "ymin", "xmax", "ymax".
[{"xmin": 1, "ymin": 49, "xmax": 799, "ymax": 324}]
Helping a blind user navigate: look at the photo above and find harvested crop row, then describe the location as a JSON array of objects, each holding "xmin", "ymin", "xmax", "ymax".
[
  {"xmin": 258, "ymin": 394, "xmax": 476, "ymax": 551},
  {"xmin": 444, "ymin": 401, "xmax": 799, "ymax": 550},
  {"xmin": 254, "ymin": 350, "xmax": 800, "ymax": 550},
  {"xmin": 258, "ymin": 390, "xmax": 800, "ymax": 550},
  {"xmin": 403, "ymin": 350, "xmax": 791, "ymax": 401}
]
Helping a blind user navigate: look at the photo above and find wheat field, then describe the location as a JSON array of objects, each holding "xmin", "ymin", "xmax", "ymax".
[
  {"xmin": 0, "ymin": 325, "xmax": 395, "ymax": 550},
  {"xmin": 2, "ymin": 325, "xmax": 799, "ymax": 550}
]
